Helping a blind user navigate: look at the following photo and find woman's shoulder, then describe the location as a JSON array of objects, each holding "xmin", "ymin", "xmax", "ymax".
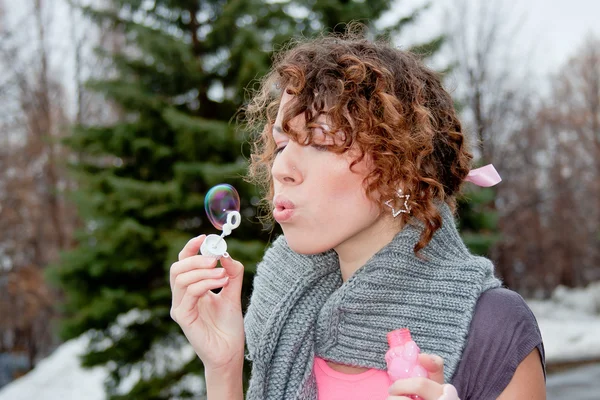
[
  {"xmin": 479, "ymin": 286, "xmax": 528, "ymax": 304},
  {"xmin": 469, "ymin": 287, "xmax": 544, "ymax": 356},
  {"xmin": 452, "ymin": 287, "xmax": 546, "ymax": 399},
  {"xmin": 474, "ymin": 287, "xmax": 536, "ymax": 321}
]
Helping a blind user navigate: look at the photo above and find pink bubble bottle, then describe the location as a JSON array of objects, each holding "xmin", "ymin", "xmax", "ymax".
[{"xmin": 386, "ymin": 328, "xmax": 429, "ymax": 400}]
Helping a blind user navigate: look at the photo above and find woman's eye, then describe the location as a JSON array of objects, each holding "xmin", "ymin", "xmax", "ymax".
[
  {"xmin": 310, "ymin": 144, "xmax": 330, "ymax": 152},
  {"xmin": 275, "ymin": 145, "xmax": 286, "ymax": 155}
]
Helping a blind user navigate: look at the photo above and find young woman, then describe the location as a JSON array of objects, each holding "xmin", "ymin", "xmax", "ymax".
[{"xmin": 169, "ymin": 33, "xmax": 546, "ymax": 400}]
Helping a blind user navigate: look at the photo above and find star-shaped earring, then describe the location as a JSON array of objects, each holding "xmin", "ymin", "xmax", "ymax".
[{"xmin": 384, "ymin": 189, "xmax": 411, "ymax": 217}]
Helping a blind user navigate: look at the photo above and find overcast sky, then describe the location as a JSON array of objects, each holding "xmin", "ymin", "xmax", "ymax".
[
  {"xmin": 526, "ymin": 0, "xmax": 600, "ymax": 72},
  {"xmin": 4, "ymin": 0, "xmax": 600, "ymax": 111},
  {"xmin": 389, "ymin": 0, "xmax": 600, "ymax": 78}
]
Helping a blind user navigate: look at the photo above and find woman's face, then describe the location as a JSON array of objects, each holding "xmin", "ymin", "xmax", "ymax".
[{"xmin": 271, "ymin": 91, "xmax": 395, "ymax": 255}]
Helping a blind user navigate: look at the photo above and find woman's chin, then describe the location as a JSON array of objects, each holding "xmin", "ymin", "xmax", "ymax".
[{"xmin": 283, "ymin": 233, "xmax": 332, "ymax": 255}]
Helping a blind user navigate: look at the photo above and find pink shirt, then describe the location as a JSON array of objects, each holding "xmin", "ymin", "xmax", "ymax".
[{"xmin": 313, "ymin": 357, "xmax": 392, "ymax": 400}]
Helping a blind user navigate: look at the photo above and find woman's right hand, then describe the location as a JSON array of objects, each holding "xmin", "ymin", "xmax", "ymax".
[{"xmin": 170, "ymin": 234, "xmax": 245, "ymax": 371}]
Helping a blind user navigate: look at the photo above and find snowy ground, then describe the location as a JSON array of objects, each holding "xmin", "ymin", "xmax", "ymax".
[
  {"xmin": 2, "ymin": 283, "xmax": 600, "ymax": 399},
  {"xmin": 0, "ymin": 335, "xmax": 107, "ymax": 400},
  {"xmin": 528, "ymin": 282, "xmax": 600, "ymax": 364}
]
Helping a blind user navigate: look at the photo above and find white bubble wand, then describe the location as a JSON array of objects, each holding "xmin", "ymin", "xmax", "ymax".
[
  {"xmin": 199, "ymin": 184, "xmax": 242, "ymax": 259},
  {"xmin": 200, "ymin": 210, "xmax": 241, "ymax": 259}
]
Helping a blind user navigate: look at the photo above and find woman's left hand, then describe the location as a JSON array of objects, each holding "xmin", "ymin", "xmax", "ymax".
[{"xmin": 388, "ymin": 353, "xmax": 459, "ymax": 400}]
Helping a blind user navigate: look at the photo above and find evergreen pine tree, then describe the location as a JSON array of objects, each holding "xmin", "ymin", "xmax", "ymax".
[
  {"xmin": 457, "ymin": 185, "xmax": 502, "ymax": 256},
  {"xmin": 49, "ymin": 1, "xmax": 441, "ymax": 398}
]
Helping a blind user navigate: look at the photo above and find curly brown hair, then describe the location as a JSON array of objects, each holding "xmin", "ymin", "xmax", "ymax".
[{"xmin": 244, "ymin": 31, "xmax": 473, "ymax": 254}]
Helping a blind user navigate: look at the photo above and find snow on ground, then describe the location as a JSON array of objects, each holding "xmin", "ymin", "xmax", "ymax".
[
  {"xmin": 528, "ymin": 282, "xmax": 600, "ymax": 364},
  {"xmin": 0, "ymin": 335, "xmax": 106, "ymax": 400},
  {"xmin": 0, "ymin": 309, "xmax": 203, "ymax": 400},
  {"xmin": 2, "ymin": 283, "xmax": 600, "ymax": 398}
]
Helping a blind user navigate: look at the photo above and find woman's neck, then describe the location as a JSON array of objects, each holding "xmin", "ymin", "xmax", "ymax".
[{"xmin": 334, "ymin": 215, "xmax": 402, "ymax": 281}]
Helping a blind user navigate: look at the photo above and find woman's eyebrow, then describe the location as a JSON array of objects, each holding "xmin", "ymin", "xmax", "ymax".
[{"xmin": 273, "ymin": 125, "xmax": 284, "ymax": 134}]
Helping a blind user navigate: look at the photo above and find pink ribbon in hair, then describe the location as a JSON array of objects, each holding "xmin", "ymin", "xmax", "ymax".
[{"xmin": 464, "ymin": 164, "xmax": 502, "ymax": 187}]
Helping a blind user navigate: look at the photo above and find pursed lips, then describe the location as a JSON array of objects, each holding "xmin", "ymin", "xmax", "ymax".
[{"xmin": 273, "ymin": 195, "xmax": 296, "ymax": 222}]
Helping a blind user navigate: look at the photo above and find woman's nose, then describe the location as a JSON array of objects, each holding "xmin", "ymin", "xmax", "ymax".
[{"xmin": 271, "ymin": 142, "xmax": 302, "ymax": 185}]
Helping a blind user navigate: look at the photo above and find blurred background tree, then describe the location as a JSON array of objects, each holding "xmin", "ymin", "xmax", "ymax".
[
  {"xmin": 444, "ymin": 0, "xmax": 531, "ymax": 259},
  {"xmin": 0, "ymin": 0, "xmax": 75, "ymax": 383},
  {"xmin": 46, "ymin": 0, "xmax": 440, "ymax": 398}
]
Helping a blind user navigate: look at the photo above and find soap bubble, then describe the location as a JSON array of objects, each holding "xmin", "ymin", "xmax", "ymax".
[{"xmin": 204, "ymin": 184, "xmax": 240, "ymax": 230}]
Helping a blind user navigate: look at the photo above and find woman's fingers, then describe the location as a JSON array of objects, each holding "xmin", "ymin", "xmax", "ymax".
[
  {"xmin": 418, "ymin": 353, "xmax": 445, "ymax": 384},
  {"xmin": 170, "ymin": 255, "xmax": 218, "ymax": 290},
  {"xmin": 178, "ymin": 234, "xmax": 206, "ymax": 261},
  {"xmin": 388, "ymin": 377, "xmax": 442, "ymax": 399},
  {"xmin": 170, "ymin": 236, "xmax": 245, "ymax": 325},
  {"xmin": 218, "ymin": 254, "xmax": 244, "ymax": 301},
  {"xmin": 172, "ymin": 268, "xmax": 227, "ymax": 308},
  {"xmin": 176, "ymin": 277, "xmax": 230, "ymax": 318}
]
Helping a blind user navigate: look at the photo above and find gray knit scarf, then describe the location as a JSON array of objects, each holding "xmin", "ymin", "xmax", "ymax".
[{"xmin": 244, "ymin": 203, "xmax": 501, "ymax": 399}]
